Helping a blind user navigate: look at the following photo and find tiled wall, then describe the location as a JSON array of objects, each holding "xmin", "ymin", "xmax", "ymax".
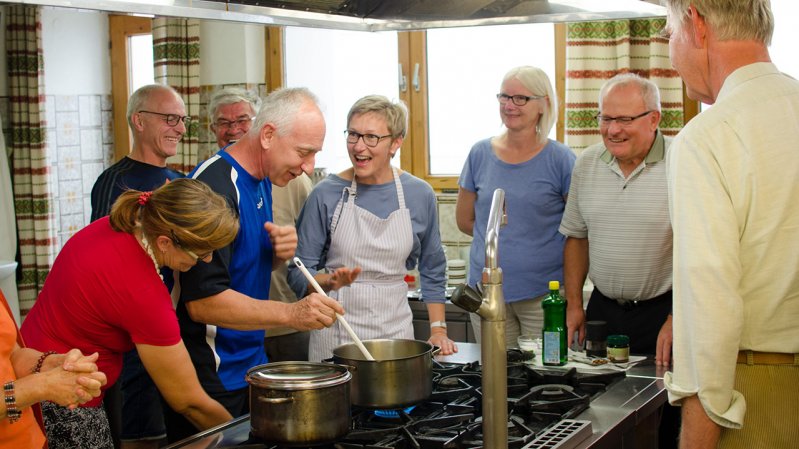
[
  {"xmin": 45, "ymin": 94, "xmax": 115, "ymax": 250},
  {"xmin": 41, "ymin": 83, "xmax": 267, "ymax": 251},
  {"xmin": 435, "ymin": 192, "xmax": 472, "ymax": 271}
]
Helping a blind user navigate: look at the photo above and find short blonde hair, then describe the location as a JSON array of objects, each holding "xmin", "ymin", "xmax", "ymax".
[
  {"xmin": 110, "ymin": 178, "xmax": 238, "ymax": 255},
  {"xmin": 347, "ymin": 95, "xmax": 408, "ymax": 139},
  {"xmin": 502, "ymin": 66, "xmax": 557, "ymax": 145}
]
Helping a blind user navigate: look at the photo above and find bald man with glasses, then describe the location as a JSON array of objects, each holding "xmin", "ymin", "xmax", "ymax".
[{"xmin": 89, "ymin": 83, "xmax": 188, "ymax": 449}]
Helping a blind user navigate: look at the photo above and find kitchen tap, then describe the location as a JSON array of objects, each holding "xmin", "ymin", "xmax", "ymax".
[{"xmin": 451, "ymin": 188, "xmax": 507, "ymax": 449}]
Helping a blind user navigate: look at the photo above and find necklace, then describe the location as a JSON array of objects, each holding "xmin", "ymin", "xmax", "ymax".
[{"xmin": 140, "ymin": 234, "xmax": 164, "ymax": 281}]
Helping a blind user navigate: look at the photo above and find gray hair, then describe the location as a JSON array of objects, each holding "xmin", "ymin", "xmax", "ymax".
[
  {"xmin": 347, "ymin": 95, "xmax": 408, "ymax": 139},
  {"xmin": 598, "ymin": 73, "xmax": 661, "ymax": 112},
  {"xmin": 250, "ymin": 87, "xmax": 320, "ymax": 137},
  {"xmin": 502, "ymin": 66, "xmax": 557, "ymax": 145},
  {"xmin": 208, "ymin": 87, "xmax": 260, "ymax": 122},
  {"xmin": 664, "ymin": 0, "xmax": 773, "ymax": 45},
  {"xmin": 126, "ymin": 84, "xmax": 183, "ymax": 128}
]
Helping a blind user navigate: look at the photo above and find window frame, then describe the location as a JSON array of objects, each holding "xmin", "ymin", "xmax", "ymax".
[
  {"xmin": 110, "ymin": 22, "xmax": 700, "ymax": 183},
  {"xmin": 109, "ymin": 15, "xmax": 152, "ymax": 162}
]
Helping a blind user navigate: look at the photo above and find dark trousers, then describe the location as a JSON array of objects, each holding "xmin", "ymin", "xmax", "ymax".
[
  {"xmin": 162, "ymin": 386, "xmax": 248, "ymax": 444},
  {"xmin": 265, "ymin": 331, "xmax": 310, "ymax": 362},
  {"xmin": 586, "ymin": 287, "xmax": 678, "ymax": 449},
  {"xmin": 586, "ymin": 288, "xmax": 672, "ymax": 355}
]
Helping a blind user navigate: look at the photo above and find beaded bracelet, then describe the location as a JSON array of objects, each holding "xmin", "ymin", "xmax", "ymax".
[
  {"xmin": 33, "ymin": 351, "xmax": 57, "ymax": 374},
  {"xmin": 4, "ymin": 381, "xmax": 21, "ymax": 423}
]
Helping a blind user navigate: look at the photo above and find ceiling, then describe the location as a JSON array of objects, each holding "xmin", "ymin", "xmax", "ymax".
[{"xmin": 3, "ymin": 0, "xmax": 666, "ymax": 31}]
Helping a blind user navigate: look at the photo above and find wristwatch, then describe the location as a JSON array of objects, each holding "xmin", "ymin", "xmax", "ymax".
[{"xmin": 430, "ymin": 320, "xmax": 447, "ymax": 329}]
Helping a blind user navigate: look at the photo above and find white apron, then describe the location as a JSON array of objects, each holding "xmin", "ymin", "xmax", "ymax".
[{"xmin": 309, "ymin": 168, "xmax": 414, "ymax": 362}]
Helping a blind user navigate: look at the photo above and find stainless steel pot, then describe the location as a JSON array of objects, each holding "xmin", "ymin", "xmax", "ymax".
[
  {"xmin": 332, "ymin": 339, "xmax": 437, "ymax": 409},
  {"xmin": 245, "ymin": 362, "xmax": 352, "ymax": 445}
]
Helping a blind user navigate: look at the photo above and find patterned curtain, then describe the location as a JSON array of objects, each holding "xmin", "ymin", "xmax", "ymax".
[
  {"xmin": 564, "ymin": 18, "xmax": 683, "ymax": 153},
  {"xmin": 6, "ymin": 5, "xmax": 56, "ymax": 317},
  {"xmin": 152, "ymin": 17, "xmax": 200, "ymax": 173}
]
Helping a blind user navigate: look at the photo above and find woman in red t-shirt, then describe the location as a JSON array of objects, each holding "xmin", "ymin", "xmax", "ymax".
[{"xmin": 21, "ymin": 178, "xmax": 240, "ymax": 448}]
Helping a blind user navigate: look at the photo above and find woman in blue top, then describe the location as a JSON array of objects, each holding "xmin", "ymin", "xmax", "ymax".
[
  {"xmin": 289, "ymin": 95, "xmax": 457, "ymax": 361},
  {"xmin": 456, "ymin": 66, "xmax": 576, "ymax": 346}
]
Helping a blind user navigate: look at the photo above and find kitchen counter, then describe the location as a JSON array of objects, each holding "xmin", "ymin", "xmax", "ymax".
[
  {"xmin": 167, "ymin": 342, "xmax": 668, "ymax": 449},
  {"xmin": 439, "ymin": 342, "xmax": 669, "ymax": 449}
]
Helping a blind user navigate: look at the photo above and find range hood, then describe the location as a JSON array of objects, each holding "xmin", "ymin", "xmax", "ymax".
[{"xmin": 5, "ymin": 0, "xmax": 665, "ymax": 30}]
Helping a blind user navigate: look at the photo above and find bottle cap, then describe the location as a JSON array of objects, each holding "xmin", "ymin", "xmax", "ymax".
[
  {"xmin": 607, "ymin": 334, "xmax": 630, "ymax": 346},
  {"xmin": 549, "ymin": 280, "xmax": 560, "ymax": 290}
]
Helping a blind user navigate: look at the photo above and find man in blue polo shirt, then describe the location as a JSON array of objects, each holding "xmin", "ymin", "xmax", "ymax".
[{"xmin": 165, "ymin": 87, "xmax": 344, "ymax": 442}]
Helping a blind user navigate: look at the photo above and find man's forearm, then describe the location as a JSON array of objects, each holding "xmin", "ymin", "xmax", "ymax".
[
  {"xmin": 680, "ymin": 395, "xmax": 721, "ymax": 449},
  {"xmin": 185, "ymin": 289, "xmax": 290, "ymax": 330}
]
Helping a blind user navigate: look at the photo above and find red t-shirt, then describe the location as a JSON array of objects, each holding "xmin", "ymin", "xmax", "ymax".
[{"xmin": 20, "ymin": 217, "xmax": 181, "ymax": 407}]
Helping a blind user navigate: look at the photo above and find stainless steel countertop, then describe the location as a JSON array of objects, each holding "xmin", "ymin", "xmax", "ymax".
[{"xmin": 438, "ymin": 342, "xmax": 668, "ymax": 449}]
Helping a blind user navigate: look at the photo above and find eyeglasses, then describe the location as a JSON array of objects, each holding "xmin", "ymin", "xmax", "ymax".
[
  {"xmin": 214, "ymin": 116, "xmax": 254, "ymax": 130},
  {"xmin": 496, "ymin": 93, "xmax": 546, "ymax": 106},
  {"xmin": 595, "ymin": 110, "xmax": 654, "ymax": 126},
  {"xmin": 344, "ymin": 130, "xmax": 393, "ymax": 148},
  {"xmin": 139, "ymin": 111, "xmax": 191, "ymax": 127},
  {"xmin": 170, "ymin": 230, "xmax": 211, "ymax": 262}
]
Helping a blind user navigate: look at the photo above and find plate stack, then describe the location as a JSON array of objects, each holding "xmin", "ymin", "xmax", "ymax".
[{"xmin": 446, "ymin": 259, "xmax": 467, "ymax": 287}]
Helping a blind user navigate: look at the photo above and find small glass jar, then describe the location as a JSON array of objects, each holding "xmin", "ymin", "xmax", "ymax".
[
  {"xmin": 606, "ymin": 334, "xmax": 630, "ymax": 363},
  {"xmin": 585, "ymin": 320, "xmax": 608, "ymax": 358}
]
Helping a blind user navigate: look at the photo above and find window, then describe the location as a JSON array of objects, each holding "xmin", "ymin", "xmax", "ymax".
[
  {"xmin": 109, "ymin": 15, "xmax": 152, "ymax": 160},
  {"xmin": 128, "ymin": 34, "xmax": 154, "ymax": 92},
  {"xmin": 284, "ymin": 27, "xmax": 399, "ymax": 175},
  {"xmin": 426, "ymin": 24, "xmax": 556, "ymax": 176}
]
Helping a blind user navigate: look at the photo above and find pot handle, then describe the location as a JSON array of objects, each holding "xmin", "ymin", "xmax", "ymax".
[
  {"xmin": 257, "ymin": 396, "xmax": 294, "ymax": 404},
  {"xmin": 431, "ymin": 345, "xmax": 441, "ymax": 356}
]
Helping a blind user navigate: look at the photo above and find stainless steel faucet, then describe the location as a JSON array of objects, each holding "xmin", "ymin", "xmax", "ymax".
[{"xmin": 451, "ymin": 188, "xmax": 508, "ymax": 449}]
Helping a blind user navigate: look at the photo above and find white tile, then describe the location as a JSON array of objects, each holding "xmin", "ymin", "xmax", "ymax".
[
  {"xmin": 60, "ymin": 213, "xmax": 83, "ymax": 233},
  {"xmin": 59, "ymin": 196, "xmax": 82, "ymax": 216},
  {"xmin": 58, "ymin": 179, "xmax": 83, "ymax": 204},
  {"xmin": 80, "ymin": 129, "xmax": 103, "ymax": 160},
  {"xmin": 58, "ymin": 144, "xmax": 80, "ymax": 164},
  {"xmin": 101, "ymin": 110, "xmax": 114, "ymax": 144},
  {"xmin": 55, "ymin": 95, "xmax": 78, "ymax": 112},
  {"xmin": 56, "ymin": 112, "xmax": 80, "ymax": 146},
  {"xmin": 81, "ymin": 162, "xmax": 103, "ymax": 195},
  {"xmin": 83, "ymin": 197, "xmax": 92, "ymax": 225},
  {"xmin": 79, "ymin": 95, "xmax": 102, "ymax": 127},
  {"xmin": 58, "ymin": 161, "xmax": 80, "ymax": 181}
]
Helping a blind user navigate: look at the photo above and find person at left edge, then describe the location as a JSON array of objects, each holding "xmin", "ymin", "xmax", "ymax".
[
  {"xmin": 1, "ymin": 289, "xmax": 106, "ymax": 449},
  {"xmin": 168, "ymin": 87, "xmax": 345, "ymax": 442},
  {"xmin": 89, "ymin": 83, "xmax": 184, "ymax": 449}
]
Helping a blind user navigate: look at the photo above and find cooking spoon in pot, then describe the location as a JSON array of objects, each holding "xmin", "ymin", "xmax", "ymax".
[{"xmin": 293, "ymin": 257, "xmax": 376, "ymax": 361}]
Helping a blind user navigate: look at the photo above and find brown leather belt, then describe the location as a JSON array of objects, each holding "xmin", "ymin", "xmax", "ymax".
[{"xmin": 737, "ymin": 350, "xmax": 799, "ymax": 365}]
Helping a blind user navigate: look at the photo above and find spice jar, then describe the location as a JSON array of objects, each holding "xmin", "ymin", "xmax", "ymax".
[
  {"xmin": 585, "ymin": 321, "xmax": 608, "ymax": 358},
  {"xmin": 607, "ymin": 335, "xmax": 630, "ymax": 363}
]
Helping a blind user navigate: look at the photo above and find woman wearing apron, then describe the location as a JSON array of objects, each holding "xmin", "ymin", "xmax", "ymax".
[{"xmin": 289, "ymin": 95, "xmax": 457, "ymax": 361}]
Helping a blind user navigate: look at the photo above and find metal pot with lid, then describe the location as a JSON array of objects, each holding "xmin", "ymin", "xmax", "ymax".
[{"xmin": 246, "ymin": 361, "xmax": 352, "ymax": 445}]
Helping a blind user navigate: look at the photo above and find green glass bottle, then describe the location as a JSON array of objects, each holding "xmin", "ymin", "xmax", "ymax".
[{"xmin": 542, "ymin": 280, "xmax": 567, "ymax": 366}]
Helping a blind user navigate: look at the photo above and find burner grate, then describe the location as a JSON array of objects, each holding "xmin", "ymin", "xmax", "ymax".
[{"xmin": 522, "ymin": 419, "xmax": 593, "ymax": 449}]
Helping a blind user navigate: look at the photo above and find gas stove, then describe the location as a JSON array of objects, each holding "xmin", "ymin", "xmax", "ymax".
[{"xmin": 167, "ymin": 351, "xmax": 626, "ymax": 449}]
